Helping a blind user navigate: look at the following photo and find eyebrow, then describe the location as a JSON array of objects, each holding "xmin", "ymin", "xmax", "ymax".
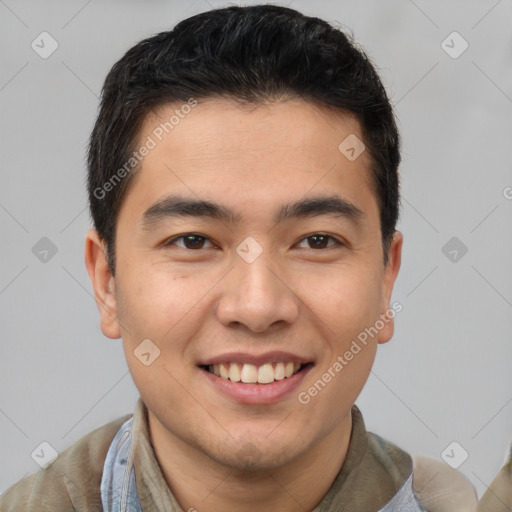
[{"xmin": 141, "ymin": 193, "xmax": 364, "ymax": 230}]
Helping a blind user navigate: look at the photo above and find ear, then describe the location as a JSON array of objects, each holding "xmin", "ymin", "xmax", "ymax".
[
  {"xmin": 84, "ymin": 229, "xmax": 121, "ymax": 339},
  {"xmin": 377, "ymin": 231, "xmax": 403, "ymax": 345}
]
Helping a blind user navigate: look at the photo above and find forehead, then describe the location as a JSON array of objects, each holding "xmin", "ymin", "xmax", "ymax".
[
  {"xmin": 142, "ymin": 98, "xmax": 366, "ymax": 160},
  {"xmin": 122, "ymin": 98, "xmax": 378, "ymax": 222}
]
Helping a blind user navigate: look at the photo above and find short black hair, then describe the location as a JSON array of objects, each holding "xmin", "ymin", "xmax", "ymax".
[{"xmin": 87, "ymin": 4, "xmax": 400, "ymax": 274}]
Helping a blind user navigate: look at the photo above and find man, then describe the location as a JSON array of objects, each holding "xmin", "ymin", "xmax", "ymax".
[{"xmin": 0, "ymin": 4, "xmax": 477, "ymax": 511}]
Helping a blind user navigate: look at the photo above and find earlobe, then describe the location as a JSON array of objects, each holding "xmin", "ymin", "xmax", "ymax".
[
  {"xmin": 84, "ymin": 229, "xmax": 121, "ymax": 339},
  {"xmin": 377, "ymin": 231, "xmax": 403, "ymax": 345}
]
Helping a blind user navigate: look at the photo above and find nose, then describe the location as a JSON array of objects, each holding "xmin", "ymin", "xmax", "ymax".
[{"xmin": 214, "ymin": 246, "xmax": 300, "ymax": 333}]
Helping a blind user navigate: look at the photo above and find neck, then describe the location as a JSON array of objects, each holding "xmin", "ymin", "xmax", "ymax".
[{"xmin": 148, "ymin": 413, "xmax": 353, "ymax": 512}]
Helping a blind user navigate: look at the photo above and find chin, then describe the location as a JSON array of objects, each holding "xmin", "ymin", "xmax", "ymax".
[{"xmin": 207, "ymin": 435, "xmax": 306, "ymax": 473}]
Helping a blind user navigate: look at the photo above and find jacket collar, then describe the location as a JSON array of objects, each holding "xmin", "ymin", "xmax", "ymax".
[{"xmin": 129, "ymin": 398, "xmax": 413, "ymax": 512}]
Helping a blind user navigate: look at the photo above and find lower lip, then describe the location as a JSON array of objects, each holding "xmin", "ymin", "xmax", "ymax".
[{"xmin": 200, "ymin": 365, "xmax": 313, "ymax": 405}]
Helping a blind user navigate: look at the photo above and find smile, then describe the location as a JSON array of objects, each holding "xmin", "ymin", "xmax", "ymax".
[{"xmin": 205, "ymin": 362, "xmax": 305, "ymax": 384}]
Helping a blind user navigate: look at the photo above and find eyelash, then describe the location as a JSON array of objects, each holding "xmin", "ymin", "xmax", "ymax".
[{"xmin": 162, "ymin": 233, "xmax": 344, "ymax": 250}]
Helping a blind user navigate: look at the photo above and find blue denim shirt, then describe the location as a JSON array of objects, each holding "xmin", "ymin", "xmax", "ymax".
[{"xmin": 101, "ymin": 417, "xmax": 142, "ymax": 512}]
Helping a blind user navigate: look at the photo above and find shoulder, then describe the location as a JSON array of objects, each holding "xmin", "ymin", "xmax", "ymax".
[
  {"xmin": 0, "ymin": 413, "xmax": 131, "ymax": 512},
  {"xmin": 412, "ymin": 454, "xmax": 478, "ymax": 512},
  {"xmin": 365, "ymin": 432, "xmax": 478, "ymax": 512},
  {"xmin": 478, "ymin": 456, "xmax": 512, "ymax": 512}
]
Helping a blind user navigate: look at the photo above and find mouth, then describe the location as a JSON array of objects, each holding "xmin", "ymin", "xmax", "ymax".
[
  {"xmin": 200, "ymin": 361, "xmax": 313, "ymax": 384},
  {"xmin": 197, "ymin": 352, "xmax": 315, "ymax": 404}
]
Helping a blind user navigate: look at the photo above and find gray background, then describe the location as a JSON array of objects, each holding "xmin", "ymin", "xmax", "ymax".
[{"xmin": 1, "ymin": 0, "xmax": 511, "ymax": 499}]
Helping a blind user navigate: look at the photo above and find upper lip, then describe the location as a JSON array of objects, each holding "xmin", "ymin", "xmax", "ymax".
[{"xmin": 199, "ymin": 351, "xmax": 314, "ymax": 367}]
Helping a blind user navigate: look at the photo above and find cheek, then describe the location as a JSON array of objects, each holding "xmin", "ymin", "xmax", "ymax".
[
  {"xmin": 116, "ymin": 258, "xmax": 195, "ymax": 332},
  {"xmin": 115, "ymin": 266, "xmax": 199, "ymax": 401},
  {"xmin": 114, "ymin": 259, "xmax": 225, "ymax": 378},
  {"xmin": 296, "ymin": 262, "xmax": 383, "ymax": 337}
]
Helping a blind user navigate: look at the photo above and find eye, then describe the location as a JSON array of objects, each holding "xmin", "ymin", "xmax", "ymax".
[
  {"xmin": 163, "ymin": 233, "xmax": 215, "ymax": 250},
  {"xmin": 296, "ymin": 233, "xmax": 342, "ymax": 249}
]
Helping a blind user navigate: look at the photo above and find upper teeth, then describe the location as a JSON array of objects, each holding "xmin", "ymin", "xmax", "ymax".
[{"xmin": 209, "ymin": 362, "xmax": 302, "ymax": 384}]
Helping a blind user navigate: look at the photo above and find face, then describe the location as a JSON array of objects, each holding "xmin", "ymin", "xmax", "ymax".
[{"xmin": 86, "ymin": 98, "xmax": 402, "ymax": 471}]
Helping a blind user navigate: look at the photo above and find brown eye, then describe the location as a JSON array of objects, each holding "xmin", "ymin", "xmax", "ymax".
[
  {"xmin": 165, "ymin": 234, "xmax": 214, "ymax": 250},
  {"xmin": 297, "ymin": 234, "xmax": 341, "ymax": 249}
]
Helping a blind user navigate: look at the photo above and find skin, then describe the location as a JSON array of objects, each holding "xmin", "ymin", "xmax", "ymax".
[{"xmin": 85, "ymin": 97, "xmax": 402, "ymax": 511}]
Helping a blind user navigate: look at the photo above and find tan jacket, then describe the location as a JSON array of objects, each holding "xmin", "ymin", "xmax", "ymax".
[{"xmin": 0, "ymin": 399, "xmax": 477, "ymax": 511}]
